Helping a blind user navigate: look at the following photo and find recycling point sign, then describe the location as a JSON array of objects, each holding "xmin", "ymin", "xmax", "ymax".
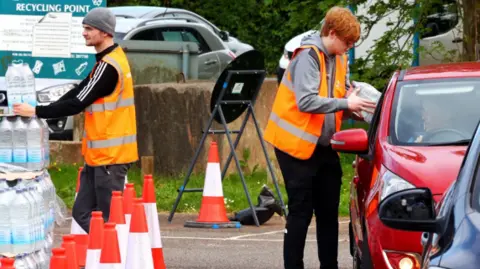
[{"xmin": 0, "ymin": 0, "xmax": 107, "ymax": 89}]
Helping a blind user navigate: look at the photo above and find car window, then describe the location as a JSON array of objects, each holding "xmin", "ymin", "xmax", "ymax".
[
  {"xmin": 390, "ymin": 78, "xmax": 480, "ymax": 146},
  {"xmin": 130, "ymin": 29, "xmax": 159, "ymax": 41},
  {"xmin": 421, "ymin": 0, "xmax": 459, "ymax": 39},
  {"xmin": 159, "ymin": 27, "xmax": 211, "ymax": 54}
]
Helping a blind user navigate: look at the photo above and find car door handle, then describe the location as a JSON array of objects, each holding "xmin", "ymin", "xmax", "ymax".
[
  {"xmin": 204, "ymin": 60, "xmax": 218, "ymax": 65},
  {"xmin": 452, "ymin": 37, "xmax": 463, "ymax": 43}
]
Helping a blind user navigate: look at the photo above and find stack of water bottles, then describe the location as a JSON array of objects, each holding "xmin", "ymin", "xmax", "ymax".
[
  {"xmin": 0, "ymin": 174, "xmax": 57, "ymax": 269},
  {"xmin": 0, "ymin": 61, "xmax": 66, "ymax": 268}
]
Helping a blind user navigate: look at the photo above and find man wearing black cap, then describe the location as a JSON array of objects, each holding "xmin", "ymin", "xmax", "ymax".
[{"xmin": 14, "ymin": 7, "xmax": 139, "ymax": 232}]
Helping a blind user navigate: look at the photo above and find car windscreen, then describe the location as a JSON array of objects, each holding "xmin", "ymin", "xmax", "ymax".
[{"xmin": 390, "ymin": 78, "xmax": 480, "ymax": 146}]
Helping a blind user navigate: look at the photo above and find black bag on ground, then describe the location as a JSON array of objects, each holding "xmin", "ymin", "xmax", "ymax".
[{"xmin": 229, "ymin": 185, "xmax": 283, "ymax": 225}]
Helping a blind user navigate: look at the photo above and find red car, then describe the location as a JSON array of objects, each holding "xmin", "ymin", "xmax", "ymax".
[{"xmin": 331, "ymin": 62, "xmax": 480, "ymax": 269}]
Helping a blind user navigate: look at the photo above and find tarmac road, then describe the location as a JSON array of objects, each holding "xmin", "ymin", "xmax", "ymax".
[{"xmin": 55, "ymin": 213, "xmax": 353, "ymax": 269}]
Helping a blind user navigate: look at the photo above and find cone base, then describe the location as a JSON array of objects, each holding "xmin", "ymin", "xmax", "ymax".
[{"xmin": 184, "ymin": 220, "xmax": 241, "ymax": 229}]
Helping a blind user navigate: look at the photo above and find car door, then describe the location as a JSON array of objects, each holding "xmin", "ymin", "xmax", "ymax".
[
  {"xmin": 157, "ymin": 27, "xmax": 220, "ymax": 80},
  {"xmin": 419, "ymin": 0, "xmax": 463, "ymax": 66},
  {"xmin": 351, "ymin": 84, "xmax": 387, "ymax": 247}
]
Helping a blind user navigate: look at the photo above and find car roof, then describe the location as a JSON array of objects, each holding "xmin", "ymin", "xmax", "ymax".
[
  {"xmin": 402, "ymin": 62, "xmax": 480, "ymax": 81},
  {"xmin": 115, "ymin": 18, "xmax": 200, "ymax": 33},
  {"xmin": 109, "ymin": 6, "xmax": 185, "ymax": 18}
]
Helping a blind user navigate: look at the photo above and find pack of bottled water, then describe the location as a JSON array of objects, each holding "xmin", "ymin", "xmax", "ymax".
[
  {"xmin": 4, "ymin": 61, "xmax": 36, "ymax": 114},
  {"xmin": 0, "ymin": 116, "xmax": 50, "ymax": 172},
  {"xmin": 0, "ymin": 171, "xmax": 57, "ymax": 269}
]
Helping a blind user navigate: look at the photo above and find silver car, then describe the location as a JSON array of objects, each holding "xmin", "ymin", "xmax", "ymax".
[
  {"xmin": 115, "ymin": 18, "xmax": 236, "ymax": 80},
  {"xmin": 109, "ymin": 6, "xmax": 254, "ymax": 56}
]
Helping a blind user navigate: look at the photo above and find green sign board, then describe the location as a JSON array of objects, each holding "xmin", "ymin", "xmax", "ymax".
[{"xmin": 0, "ymin": 0, "xmax": 106, "ymax": 83}]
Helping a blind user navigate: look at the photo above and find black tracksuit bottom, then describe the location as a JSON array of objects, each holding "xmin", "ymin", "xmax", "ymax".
[
  {"xmin": 275, "ymin": 145, "xmax": 343, "ymax": 269},
  {"xmin": 72, "ymin": 163, "xmax": 131, "ymax": 233}
]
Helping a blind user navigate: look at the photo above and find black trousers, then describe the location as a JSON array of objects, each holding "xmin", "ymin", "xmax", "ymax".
[
  {"xmin": 275, "ymin": 145, "xmax": 343, "ymax": 269},
  {"xmin": 72, "ymin": 163, "xmax": 131, "ymax": 233}
]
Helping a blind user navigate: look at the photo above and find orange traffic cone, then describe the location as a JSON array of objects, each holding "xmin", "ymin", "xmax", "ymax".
[
  {"xmin": 71, "ymin": 167, "xmax": 88, "ymax": 266},
  {"xmin": 185, "ymin": 141, "xmax": 241, "ymax": 229},
  {"xmin": 0, "ymin": 258, "xmax": 15, "ymax": 269},
  {"xmin": 85, "ymin": 211, "xmax": 104, "ymax": 269},
  {"xmin": 61, "ymin": 235, "xmax": 79, "ymax": 269},
  {"xmin": 50, "ymin": 248, "xmax": 67, "ymax": 269},
  {"xmin": 142, "ymin": 175, "xmax": 166, "ymax": 269},
  {"xmin": 99, "ymin": 223, "xmax": 122, "ymax": 269},
  {"xmin": 109, "ymin": 191, "xmax": 128, "ymax": 269},
  {"xmin": 125, "ymin": 198, "xmax": 154, "ymax": 269},
  {"xmin": 123, "ymin": 183, "xmax": 135, "ymax": 230}
]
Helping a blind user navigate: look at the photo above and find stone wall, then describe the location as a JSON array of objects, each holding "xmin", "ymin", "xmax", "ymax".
[{"xmin": 50, "ymin": 78, "xmax": 282, "ymax": 180}]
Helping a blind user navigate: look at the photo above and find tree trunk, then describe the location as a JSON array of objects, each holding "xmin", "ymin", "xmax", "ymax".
[{"xmin": 462, "ymin": 0, "xmax": 480, "ymax": 61}]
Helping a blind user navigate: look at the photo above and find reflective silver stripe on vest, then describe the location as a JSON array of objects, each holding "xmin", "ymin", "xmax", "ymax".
[
  {"xmin": 269, "ymin": 112, "xmax": 318, "ymax": 144},
  {"xmin": 85, "ymin": 97, "xmax": 135, "ymax": 112},
  {"xmin": 87, "ymin": 134, "xmax": 137, "ymax": 149}
]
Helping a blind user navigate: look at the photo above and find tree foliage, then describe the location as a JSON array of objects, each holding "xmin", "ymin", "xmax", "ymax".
[{"xmin": 108, "ymin": 0, "xmax": 478, "ymax": 90}]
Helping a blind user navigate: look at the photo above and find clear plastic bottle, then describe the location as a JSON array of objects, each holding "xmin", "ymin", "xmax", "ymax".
[
  {"xmin": 0, "ymin": 117, "xmax": 13, "ymax": 164},
  {"xmin": 21, "ymin": 63, "xmax": 36, "ymax": 107},
  {"xmin": 24, "ymin": 187, "xmax": 38, "ymax": 252},
  {"xmin": 26, "ymin": 117, "xmax": 43, "ymax": 171},
  {"xmin": 0, "ymin": 189, "xmax": 14, "ymax": 254},
  {"xmin": 10, "ymin": 188, "xmax": 33, "ymax": 254},
  {"xmin": 39, "ymin": 119, "xmax": 50, "ymax": 168},
  {"xmin": 5, "ymin": 63, "xmax": 24, "ymax": 114},
  {"xmin": 12, "ymin": 117, "xmax": 28, "ymax": 169}
]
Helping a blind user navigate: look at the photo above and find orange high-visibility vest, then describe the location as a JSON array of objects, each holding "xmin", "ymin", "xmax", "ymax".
[
  {"xmin": 263, "ymin": 45, "xmax": 347, "ymax": 160},
  {"xmin": 81, "ymin": 46, "xmax": 139, "ymax": 166}
]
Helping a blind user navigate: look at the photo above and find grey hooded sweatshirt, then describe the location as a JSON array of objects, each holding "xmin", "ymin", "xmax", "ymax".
[{"xmin": 288, "ymin": 31, "xmax": 350, "ymax": 146}]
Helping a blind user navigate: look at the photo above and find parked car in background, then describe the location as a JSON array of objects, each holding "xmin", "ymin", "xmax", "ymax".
[
  {"xmin": 330, "ymin": 62, "xmax": 480, "ymax": 269},
  {"xmin": 276, "ymin": 0, "xmax": 463, "ymax": 83},
  {"xmin": 114, "ymin": 18, "xmax": 236, "ymax": 80},
  {"xmin": 378, "ymin": 117, "xmax": 480, "ymax": 269},
  {"xmin": 109, "ymin": 6, "xmax": 254, "ymax": 56}
]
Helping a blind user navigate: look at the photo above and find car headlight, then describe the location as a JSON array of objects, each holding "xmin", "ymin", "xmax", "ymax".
[
  {"xmin": 37, "ymin": 83, "xmax": 76, "ymax": 103},
  {"xmin": 379, "ymin": 167, "xmax": 415, "ymax": 201}
]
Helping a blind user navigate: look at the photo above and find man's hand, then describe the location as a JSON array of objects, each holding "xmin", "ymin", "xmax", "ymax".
[
  {"xmin": 13, "ymin": 103, "xmax": 35, "ymax": 117},
  {"xmin": 347, "ymin": 88, "xmax": 377, "ymax": 114}
]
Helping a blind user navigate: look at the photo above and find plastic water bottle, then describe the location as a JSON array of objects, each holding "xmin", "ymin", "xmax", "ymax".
[
  {"xmin": 26, "ymin": 118, "xmax": 43, "ymax": 171},
  {"xmin": 0, "ymin": 117, "xmax": 13, "ymax": 164},
  {"xmin": 0, "ymin": 188, "xmax": 15, "ymax": 254},
  {"xmin": 21, "ymin": 63, "xmax": 36, "ymax": 107},
  {"xmin": 5, "ymin": 63, "xmax": 24, "ymax": 114},
  {"xmin": 40, "ymin": 120, "xmax": 50, "ymax": 168},
  {"xmin": 12, "ymin": 117, "xmax": 28, "ymax": 169},
  {"xmin": 11, "ymin": 188, "xmax": 33, "ymax": 254},
  {"xmin": 23, "ymin": 187, "xmax": 37, "ymax": 253}
]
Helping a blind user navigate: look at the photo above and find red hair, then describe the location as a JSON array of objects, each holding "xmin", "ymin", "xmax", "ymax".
[{"xmin": 321, "ymin": 6, "xmax": 361, "ymax": 44}]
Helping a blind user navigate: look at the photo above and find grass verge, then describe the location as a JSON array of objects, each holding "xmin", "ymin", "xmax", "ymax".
[
  {"xmin": 49, "ymin": 154, "xmax": 355, "ymax": 216},
  {"xmin": 49, "ymin": 121, "xmax": 365, "ymax": 217}
]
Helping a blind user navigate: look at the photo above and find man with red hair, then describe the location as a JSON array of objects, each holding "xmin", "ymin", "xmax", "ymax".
[{"xmin": 264, "ymin": 6, "xmax": 376, "ymax": 269}]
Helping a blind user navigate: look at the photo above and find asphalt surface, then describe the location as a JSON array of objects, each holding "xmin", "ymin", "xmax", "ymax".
[{"xmin": 54, "ymin": 213, "xmax": 353, "ymax": 269}]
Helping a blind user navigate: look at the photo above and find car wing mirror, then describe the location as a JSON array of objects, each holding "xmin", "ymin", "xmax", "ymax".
[{"xmin": 378, "ymin": 188, "xmax": 443, "ymax": 233}]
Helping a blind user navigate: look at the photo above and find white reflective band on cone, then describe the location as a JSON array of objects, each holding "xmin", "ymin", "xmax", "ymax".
[
  {"xmin": 202, "ymin": 163, "xmax": 223, "ymax": 197},
  {"xmin": 144, "ymin": 203, "xmax": 163, "ymax": 248}
]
